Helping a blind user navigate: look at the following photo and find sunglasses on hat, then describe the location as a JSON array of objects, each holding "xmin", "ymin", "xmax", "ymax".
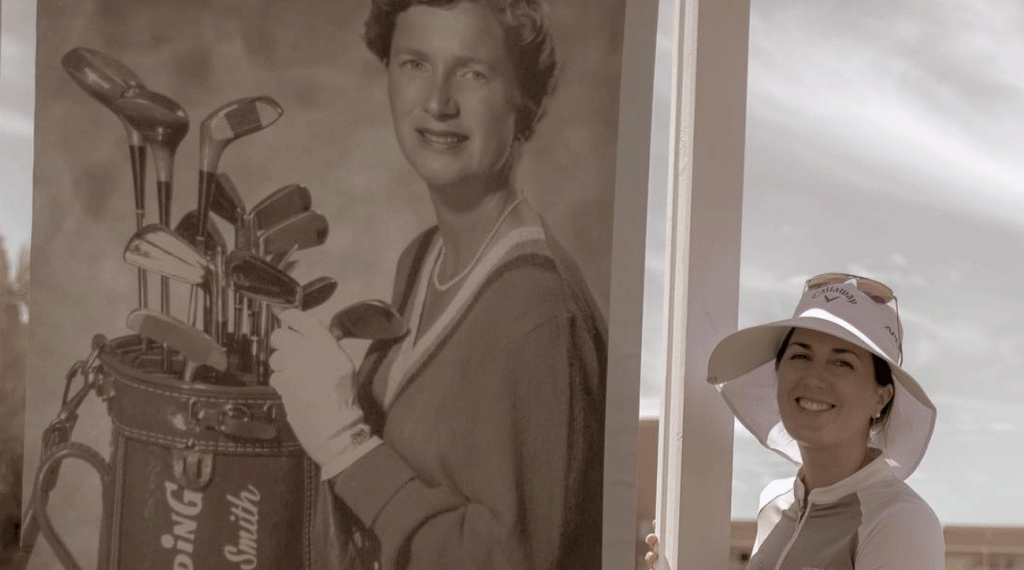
[{"xmin": 804, "ymin": 272, "xmax": 902, "ymax": 361}]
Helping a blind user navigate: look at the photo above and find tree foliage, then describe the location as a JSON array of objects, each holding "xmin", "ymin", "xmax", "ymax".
[{"xmin": 0, "ymin": 235, "xmax": 27, "ymax": 565}]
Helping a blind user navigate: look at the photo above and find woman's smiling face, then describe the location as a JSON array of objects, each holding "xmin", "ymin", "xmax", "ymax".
[
  {"xmin": 776, "ymin": 328, "xmax": 893, "ymax": 457},
  {"xmin": 386, "ymin": 1, "xmax": 520, "ymax": 192}
]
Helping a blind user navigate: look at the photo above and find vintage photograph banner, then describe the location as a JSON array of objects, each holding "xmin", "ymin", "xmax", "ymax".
[{"xmin": 24, "ymin": 0, "xmax": 643, "ymax": 569}]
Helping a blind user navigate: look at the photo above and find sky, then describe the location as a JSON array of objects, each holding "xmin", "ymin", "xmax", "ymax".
[
  {"xmin": 0, "ymin": 0, "xmax": 35, "ymax": 278},
  {"xmin": 3, "ymin": 0, "xmax": 1023, "ymax": 528},
  {"xmin": 637, "ymin": 0, "xmax": 1024, "ymax": 525}
]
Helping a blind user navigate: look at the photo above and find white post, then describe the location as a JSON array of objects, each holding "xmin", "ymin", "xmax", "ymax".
[
  {"xmin": 654, "ymin": 0, "xmax": 750, "ymax": 568},
  {"xmin": 602, "ymin": 0, "xmax": 660, "ymax": 567}
]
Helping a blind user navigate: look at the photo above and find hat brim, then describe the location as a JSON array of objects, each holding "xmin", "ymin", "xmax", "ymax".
[{"xmin": 707, "ymin": 315, "xmax": 937, "ymax": 480}]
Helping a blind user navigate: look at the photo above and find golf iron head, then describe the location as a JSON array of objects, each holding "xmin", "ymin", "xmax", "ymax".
[
  {"xmin": 124, "ymin": 224, "xmax": 211, "ymax": 286},
  {"xmin": 256, "ymin": 210, "xmax": 329, "ymax": 258},
  {"xmin": 175, "ymin": 209, "xmax": 227, "ymax": 259},
  {"xmin": 247, "ymin": 183, "xmax": 312, "ymax": 250},
  {"xmin": 226, "ymin": 249, "xmax": 301, "ymax": 306}
]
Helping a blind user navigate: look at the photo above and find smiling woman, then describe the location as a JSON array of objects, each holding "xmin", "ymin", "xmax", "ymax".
[
  {"xmin": 266, "ymin": 1, "xmax": 607, "ymax": 570},
  {"xmin": 383, "ymin": 2, "xmax": 521, "ymax": 194},
  {"xmin": 648, "ymin": 272, "xmax": 944, "ymax": 570}
]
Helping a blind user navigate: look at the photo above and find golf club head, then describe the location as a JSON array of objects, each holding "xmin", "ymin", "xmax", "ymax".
[
  {"xmin": 111, "ymin": 87, "xmax": 189, "ymax": 183},
  {"xmin": 299, "ymin": 277, "xmax": 338, "ymax": 311},
  {"xmin": 199, "ymin": 96, "xmax": 283, "ymax": 173},
  {"xmin": 226, "ymin": 250, "xmax": 301, "ymax": 306},
  {"xmin": 197, "ymin": 96, "xmax": 283, "ymax": 253},
  {"xmin": 127, "ymin": 308, "xmax": 228, "ymax": 372},
  {"xmin": 61, "ymin": 47, "xmax": 144, "ymax": 109},
  {"xmin": 329, "ymin": 300, "xmax": 408, "ymax": 341},
  {"xmin": 124, "ymin": 224, "xmax": 211, "ymax": 285},
  {"xmin": 61, "ymin": 47, "xmax": 147, "ymax": 149},
  {"xmin": 248, "ymin": 183, "xmax": 312, "ymax": 243},
  {"xmin": 211, "ymin": 173, "xmax": 245, "ymax": 227},
  {"xmin": 257, "ymin": 211, "xmax": 329, "ymax": 258},
  {"xmin": 174, "ymin": 210, "xmax": 226, "ymax": 258}
]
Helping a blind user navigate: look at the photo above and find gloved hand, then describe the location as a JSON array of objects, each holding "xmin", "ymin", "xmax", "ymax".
[{"xmin": 269, "ymin": 308, "xmax": 380, "ymax": 480}]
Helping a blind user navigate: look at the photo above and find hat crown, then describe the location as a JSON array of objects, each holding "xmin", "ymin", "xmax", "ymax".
[{"xmin": 793, "ymin": 282, "xmax": 902, "ymax": 363}]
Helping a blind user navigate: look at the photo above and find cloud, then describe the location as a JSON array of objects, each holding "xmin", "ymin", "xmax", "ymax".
[{"xmin": 746, "ymin": 0, "xmax": 1024, "ymax": 227}]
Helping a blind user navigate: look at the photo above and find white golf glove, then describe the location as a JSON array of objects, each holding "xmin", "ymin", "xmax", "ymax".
[{"xmin": 268, "ymin": 308, "xmax": 381, "ymax": 480}]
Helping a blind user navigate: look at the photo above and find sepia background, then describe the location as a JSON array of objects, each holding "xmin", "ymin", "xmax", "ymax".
[{"xmin": 21, "ymin": 0, "xmax": 626, "ymax": 568}]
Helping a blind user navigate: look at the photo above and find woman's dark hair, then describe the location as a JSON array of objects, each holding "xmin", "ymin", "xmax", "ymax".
[
  {"xmin": 364, "ymin": 0, "xmax": 559, "ymax": 143},
  {"xmin": 774, "ymin": 328, "xmax": 894, "ymax": 427}
]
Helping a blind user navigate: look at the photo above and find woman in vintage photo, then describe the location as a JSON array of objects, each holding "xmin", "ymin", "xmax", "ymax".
[
  {"xmin": 647, "ymin": 272, "xmax": 944, "ymax": 569},
  {"xmin": 268, "ymin": 1, "xmax": 607, "ymax": 569}
]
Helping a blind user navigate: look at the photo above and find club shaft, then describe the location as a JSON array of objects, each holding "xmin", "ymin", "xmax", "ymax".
[
  {"xmin": 254, "ymin": 242, "xmax": 267, "ymax": 383},
  {"xmin": 130, "ymin": 145, "xmax": 148, "ymax": 310},
  {"xmin": 155, "ymin": 179, "xmax": 174, "ymax": 371},
  {"xmin": 196, "ymin": 170, "xmax": 218, "ymax": 335}
]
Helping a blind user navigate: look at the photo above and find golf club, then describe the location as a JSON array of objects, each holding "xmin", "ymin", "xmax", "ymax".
[
  {"xmin": 124, "ymin": 224, "xmax": 210, "ymax": 287},
  {"xmin": 174, "ymin": 210, "xmax": 228, "ymax": 339},
  {"xmin": 174, "ymin": 209, "xmax": 226, "ymax": 259},
  {"xmin": 209, "ymin": 173, "xmax": 251, "ymax": 343},
  {"xmin": 197, "ymin": 96, "xmax": 282, "ymax": 337},
  {"xmin": 246, "ymin": 183, "xmax": 312, "ymax": 251},
  {"xmin": 255, "ymin": 210, "xmax": 329, "ymax": 259},
  {"xmin": 226, "ymin": 249, "xmax": 307, "ymax": 382},
  {"xmin": 245, "ymin": 183, "xmax": 314, "ymax": 344},
  {"xmin": 329, "ymin": 300, "xmax": 408, "ymax": 341},
  {"xmin": 251, "ymin": 210, "xmax": 329, "ymax": 367},
  {"xmin": 112, "ymin": 86, "xmax": 190, "ymax": 326},
  {"xmin": 299, "ymin": 276, "xmax": 338, "ymax": 312},
  {"xmin": 226, "ymin": 250, "xmax": 302, "ymax": 308},
  {"xmin": 258, "ymin": 276, "xmax": 338, "ymax": 364},
  {"xmin": 197, "ymin": 96, "xmax": 283, "ymax": 255},
  {"xmin": 61, "ymin": 47, "xmax": 150, "ymax": 309},
  {"xmin": 126, "ymin": 309, "xmax": 227, "ymax": 382}
]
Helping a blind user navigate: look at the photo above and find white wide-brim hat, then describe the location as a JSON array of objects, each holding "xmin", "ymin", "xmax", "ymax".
[{"xmin": 707, "ymin": 276, "xmax": 936, "ymax": 481}]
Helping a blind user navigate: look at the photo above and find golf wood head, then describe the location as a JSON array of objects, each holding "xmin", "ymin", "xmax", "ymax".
[
  {"xmin": 175, "ymin": 210, "xmax": 226, "ymax": 258},
  {"xmin": 329, "ymin": 300, "xmax": 408, "ymax": 341},
  {"xmin": 199, "ymin": 96, "xmax": 283, "ymax": 172},
  {"xmin": 127, "ymin": 308, "xmax": 228, "ymax": 373},
  {"xmin": 124, "ymin": 224, "xmax": 210, "ymax": 285},
  {"xmin": 61, "ymin": 47, "xmax": 144, "ymax": 107},
  {"xmin": 112, "ymin": 86, "xmax": 189, "ymax": 151},
  {"xmin": 257, "ymin": 211, "xmax": 329, "ymax": 257},
  {"xmin": 61, "ymin": 47, "xmax": 147, "ymax": 146},
  {"xmin": 299, "ymin": 277, "xmax": 338, "ymax": 311},
  {"xmin": 226, "ymin": 249, "xmax": 300, "ymax": 306}
]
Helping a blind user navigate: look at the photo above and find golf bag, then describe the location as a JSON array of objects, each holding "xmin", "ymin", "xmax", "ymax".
[{"xmin": 26, "ymin": 334, "xmax": 326, "ymax": 570}]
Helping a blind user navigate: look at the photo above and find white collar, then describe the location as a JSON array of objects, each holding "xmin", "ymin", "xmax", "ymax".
[
  {"xmin": 794, "ymin": 451, "xmax": 898, "ymax": 507},
  {"xmin": 383, "ymin": 226, "xmax": 546, "ymax": 407}
]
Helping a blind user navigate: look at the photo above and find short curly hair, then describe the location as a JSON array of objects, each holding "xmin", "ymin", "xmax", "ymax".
[{"xmin": 365, "ymin": 0, "xmax": 559, "ymax": 143}]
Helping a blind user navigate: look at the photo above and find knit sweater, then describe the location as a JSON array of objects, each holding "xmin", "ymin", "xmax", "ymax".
[{"xmin": 325, "ymin": 224, "xmax": 607, "ymax": 570}]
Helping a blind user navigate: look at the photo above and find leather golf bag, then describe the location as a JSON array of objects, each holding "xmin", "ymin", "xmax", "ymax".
[{"xmin": 28, "ymin": 334, "xmax": 324, "ymax": 570}]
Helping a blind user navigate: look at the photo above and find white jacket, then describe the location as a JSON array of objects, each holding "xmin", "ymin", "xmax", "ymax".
[{"xmin": 749, "ymin": 454, "xmax": 945, "ymax": 570}]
